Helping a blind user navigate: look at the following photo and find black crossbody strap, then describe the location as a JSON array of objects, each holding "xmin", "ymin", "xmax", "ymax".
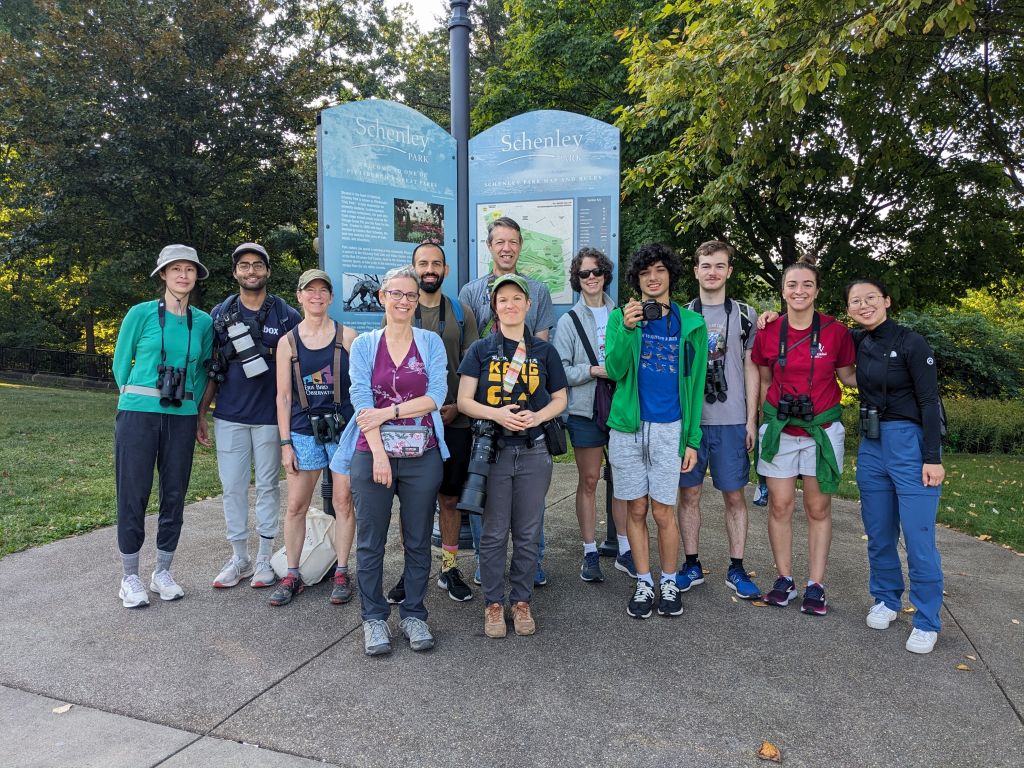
[
  {"xmin": 332, "ymin": 321, "xmax": 345, "ymax": 405},
  {"xmin": 568, "ymin": 309, "xmax": 599, "ymax": 367}
]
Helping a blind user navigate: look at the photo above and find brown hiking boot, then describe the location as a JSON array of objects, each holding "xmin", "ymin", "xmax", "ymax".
[
  {"xmin": 484, "ymin": 602, "xmax": 506, "ymax": 638},
  {"xmin": 511, "ymin": 601, "xmax": 536, "ymax": 636}
]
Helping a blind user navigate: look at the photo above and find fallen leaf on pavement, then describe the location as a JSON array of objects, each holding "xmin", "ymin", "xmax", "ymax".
[
  {"xmin": 757, "ymin": 741, "xmax": 782, "ymax": 762},
  {"xmin": 956, "ymin": 663, "xmax": 971, "ymax": 671},
  {"xmin": 977, "ymin": 534, "xmax": 992, "ymax": 541},
  {"xmin": 861, "ymin": 535, "xmax": 868, "ymax": 540},
  {"xmin": 751, "ymin": 600, "xmax": 769, "ymax": 607},
  {"xmin": 731, "ymin": 596, "xmax": 739, "ymax": 603},
  {"xmin": 1013, "ymin": 619, "xmax": 1021, "ymax": 625},
  {"xmin": 52, "ymin": 704, "xmax": 72, "ymax": 714},
  {"xmin": 903, "ymin": 606, "xmax": 917, "ymax": 614},
  {"xmin": 966, "ymin": 655, "xmax": 976, "ymax": 660}
]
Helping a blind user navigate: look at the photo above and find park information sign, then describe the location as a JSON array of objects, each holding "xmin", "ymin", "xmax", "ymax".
[
  {"xmin": 317, "ymin": 101, "xmax": 457, "ymax": 330},
  {"xmin": 468, "ymin": 110, "xmax": 620, "ymax": 308}
]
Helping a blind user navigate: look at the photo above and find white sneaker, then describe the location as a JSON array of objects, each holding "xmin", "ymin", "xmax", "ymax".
[
  {"xmin": 212, "ymin": 556, "xmax": 253, "ymax": 588},
  {"xmin": 150, "ymin": 569, "xmax": 185, "ymax": 601},
  {"xmin": 866, "ymin": 601, "xmax": 899, "ymax": 630},
  {"xmin": 119, "ymin": 574, "xmax": 150, "ymax": 609},
  {"xmin": 249, "ymin": 555, "xmax": 277, "ymax": 588},
  {"xmin": 906, "ymin": 628, "xmax": 938, "ymax": 654}
]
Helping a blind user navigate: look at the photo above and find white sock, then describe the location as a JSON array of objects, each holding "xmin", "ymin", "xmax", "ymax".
[
  {"xmin": 637, "ymin": 572, "xmax": 654, "ymax": 586},
  {"xmin": 617, "ymin": 535, "xmax": 630, "ymax": 554},
  {"xmin": 583, "ymin": 541, "xmax": 597, "ymax": 555},
  {"xmin": 661, "ymin": 571, "xmax": 676, "ymax": 584}
]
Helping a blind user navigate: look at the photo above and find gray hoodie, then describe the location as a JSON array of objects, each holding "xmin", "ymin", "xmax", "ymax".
[{"xmin": 553, "ymin": 292, "xmax": 616, "ymax": 419}]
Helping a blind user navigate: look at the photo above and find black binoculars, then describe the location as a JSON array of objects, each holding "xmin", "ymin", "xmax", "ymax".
[
  {"xmin": 156, "ymin": 364, "xmax": 187, "ymax": 408},
  {"xmin": 310, "ymin": 411, "xmax": 345, "ymax": 445},
  {"xmin": 705, "ymin": 358, "xmax": 728, "ymax": 404},
  {"xmin": 777, "ymin": 393, "xmax": 814, "ymax": 422},
  {"xmin": 859, "ymin": 404, "xmax": 880, "ymax": 439}
]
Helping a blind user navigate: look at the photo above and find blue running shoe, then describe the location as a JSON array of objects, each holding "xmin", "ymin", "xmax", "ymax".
[
  {"xmin": 752, "ymin": 481, "xmax": 768, "ymax": 507},
  {"xmin": 534, "ymin": 563, "xmax": 548, "ymax": 587},
  {"xmin": 580, "ymin": 551, "xmax": 604, "ymax": 582},
  {"xmin": 726, "ymin": 566, "xmax": 762, "ymax": 599},
  {"xmin": 676, "ymin": 561, "xmax": 705, "ymax": 592},
  {"xmin": 764, "ymin": 576, "xmax": 797, "ymax": 607},
  {"xmin": 614, "ymin": 550, "xmax": 637, "ymax": 578},
  {"xmin": 610, "ymin": 552, "xmax": 634, "ymax": 577}
]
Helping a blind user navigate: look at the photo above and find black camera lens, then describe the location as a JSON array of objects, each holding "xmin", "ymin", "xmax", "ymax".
[
  {"xmin": 457, "ymin": 420, "xmax": 499, "ymax": 515},
  {"xmin": 641, "ymin": 300, "xmax": 662, "ymax": 322}
]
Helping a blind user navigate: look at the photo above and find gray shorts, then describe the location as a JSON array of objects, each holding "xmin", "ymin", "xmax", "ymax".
[
  {"xmin": 756, "ymin": 421, "xmax": 846, "ymax": 479},
  {"xmin": 609, "ymin": 421, "xmax": 682, "ymax": 506}
]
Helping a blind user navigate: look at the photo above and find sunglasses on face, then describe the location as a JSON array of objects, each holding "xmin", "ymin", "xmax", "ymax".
[{"xmin": 577, "ymin": 268, "xmax": 607, "ymax": 279}]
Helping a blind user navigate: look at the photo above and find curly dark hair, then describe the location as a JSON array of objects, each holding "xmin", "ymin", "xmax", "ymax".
[
  {"xmin": 625, "ymin": 243, "xmax": 684, "ymax": 293},
  {"xmin": 569, "ymin": 247, "xmax": 615, "ymax": 292}
]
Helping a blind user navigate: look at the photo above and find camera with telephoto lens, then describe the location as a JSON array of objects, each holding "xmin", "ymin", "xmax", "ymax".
[
  {"xmin": 156, "ymin": 364, "xmax": 187, "ymax": 408},
  {"xmin": 705, "ymin": 358, "xmax": 728, "ymax": 404},
  {"xmin": 203, "ymin": 357, "xmax": 228, "ymax": 383},
  {"xmin": 641, "ymin": 299, "xmax": 663, "ymax": 322},
  {"xmin": 860, "ymin": 404, "xmax": 880, "ymax": 439},
  {"xmin": 777, "ymin": 393, "xmax": 814, "ymax": 422},
  {"xmin": 223, "ymin": 319, "xmax": 269, "ymax": 378},
  {"xmin": 457, "ymin": 419, "xmax": 500, "ymax": 515},
  {"xmin": 309, "ymin": 411, "xmax": 345, "ymax": 445}
]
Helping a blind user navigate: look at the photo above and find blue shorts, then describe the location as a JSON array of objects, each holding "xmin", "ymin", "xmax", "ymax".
[
  {"xmin": 678, "ymin": 424, "xmax": 750, "ymax": 492},
  {"xmin": 566, "ymin": 414, "xmax": 609, "ymax": 449},
  {"xmin": 291, "ymin": 432, "xmax": 339, "ymax": 471}
]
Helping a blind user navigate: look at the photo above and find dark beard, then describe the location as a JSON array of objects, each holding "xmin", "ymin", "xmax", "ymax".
[{"xmin": 418, "ymin": 276, "xmax": 442, "ymax": 294}]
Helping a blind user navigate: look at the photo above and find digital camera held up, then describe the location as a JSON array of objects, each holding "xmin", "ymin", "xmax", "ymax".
[
  {"xmin": 640, "ymin": 299, "xmax": 663, "ymax": 322},
  {"xmin": 457, "ymin": 419, "xmax": 500, "ymax": 515}
]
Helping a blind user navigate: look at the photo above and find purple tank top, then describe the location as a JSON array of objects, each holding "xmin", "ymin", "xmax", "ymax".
[{"xmin": 355, "ymin": 335, "xmax": 438, "ymax": 452}]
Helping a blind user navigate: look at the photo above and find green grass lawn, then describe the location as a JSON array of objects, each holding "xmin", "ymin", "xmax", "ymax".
[
  {"xmin": 1, "ymin": 380, "xmax": 1022, "ymax": 557},
  {"xmin": 0, "ymin": 381, "xmax": 223, "ymax": 558}
]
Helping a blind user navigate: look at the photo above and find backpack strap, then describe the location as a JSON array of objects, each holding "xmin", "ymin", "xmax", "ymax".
[
  {"xmin": 568, "ymin": 309, "xmax": 599, "ymax": 367},
  {"xmin": 289, "ymin": 328, "xmax": 310, "ymax": 411},
  {"xmin": 734, "ymin": 300, "xmax": 754, "ymax": 346},
  {"xmin": 448, "ymin": 296, "xmax": 465, "ymax": 351},
  {"xmin": 332, "ymin": 321, "xmax": 345, "ymax": 405}
]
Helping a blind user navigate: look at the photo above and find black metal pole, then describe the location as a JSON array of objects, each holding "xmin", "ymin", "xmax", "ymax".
[
  {"xmin": 598, "ymin": 453, "xmax": 619, "ymax": 557},
  {"xmin": 449, "ymin": 0, "xmax": 471, "ymax": 291}
]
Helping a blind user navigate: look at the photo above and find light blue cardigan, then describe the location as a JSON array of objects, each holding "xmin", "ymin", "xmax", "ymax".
[{"xmin": 330, "ymin": 326, "xmax": 450, "ymax": 476}]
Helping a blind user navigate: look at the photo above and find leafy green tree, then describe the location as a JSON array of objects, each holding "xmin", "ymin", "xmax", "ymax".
[{"xmin": 617, "ymin": 0, "xmax": 1024, "ymax": 307}]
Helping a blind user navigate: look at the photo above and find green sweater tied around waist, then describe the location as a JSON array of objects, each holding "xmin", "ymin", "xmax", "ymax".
[{"xmin": 760, "ymin": 402, "xmax": 844, "ymax": 493}]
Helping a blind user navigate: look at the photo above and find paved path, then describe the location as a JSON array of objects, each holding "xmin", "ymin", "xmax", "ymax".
[{"xmin": 2, "ymin": 465, "xmax": 1022, "ymax": 767}]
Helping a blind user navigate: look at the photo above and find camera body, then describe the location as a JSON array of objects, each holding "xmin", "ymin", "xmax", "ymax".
[
  {"xmin": 213, "ymin": 307, "xmax": 269, "ymax": 379},
  {"xmin": 156, "ymin": 364, "xmax": 187, "ymax": 407},
  {"xmin": 204, "ymin": 357, "xmax": 228, "ymax": 383},
  {"xmin": 777, "ymin": 393, "xmax": 814, "ymax": 422},
  {"xmin": 641, "ymin": 299, "xmax": 663, "ymax": 322},
  {"xmin": 310, "ymin": 410, "xmax": 345, "ymax": 445},
  {"xmin": 704, "ymin": 358, "xmax": 728, "ymax": 404},
  {"xmin": 859, "ymin": 404, "xmax": 880, "ymax": 439},
  {"xmin": 457, "ymin": 419, "xmax": 500, "ymax": 515}
]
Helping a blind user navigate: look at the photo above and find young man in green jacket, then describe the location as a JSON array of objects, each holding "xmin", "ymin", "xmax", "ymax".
[{"xmin": 605, "ymin": 243, "xmax": 708, "ymax": 619}]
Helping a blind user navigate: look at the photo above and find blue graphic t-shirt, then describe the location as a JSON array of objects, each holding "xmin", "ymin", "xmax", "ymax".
[
  {"xmin": 211, "ymin": 296, "xmax": 301, "ymax": 426},
  {"xmin": 638, "ymin": 306, "xmax": 682, "ymax": 423}
]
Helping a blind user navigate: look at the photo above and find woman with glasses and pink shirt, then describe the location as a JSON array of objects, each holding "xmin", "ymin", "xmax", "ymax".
[{"xmin": 331, "ymin": 265, "xmax": 450, "ymax": 657}]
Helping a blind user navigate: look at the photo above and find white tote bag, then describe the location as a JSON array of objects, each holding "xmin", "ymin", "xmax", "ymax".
[{"xmin": 270, "ymin": 509, "xmax": 337, "ymax": 585}]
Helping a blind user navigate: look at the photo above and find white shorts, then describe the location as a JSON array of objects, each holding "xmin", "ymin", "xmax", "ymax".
[
  {"xmin": 609, "ymin": 420, "xmax": 682, "ymax": 506},
  {"xmin": 757, "ymin": 421, "xmax": 845, "ymax": 480}
]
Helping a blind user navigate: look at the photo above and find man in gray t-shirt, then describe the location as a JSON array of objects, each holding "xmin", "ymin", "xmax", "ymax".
[
  {"xmin": 675, "ymin": 241, "xmax": 763, "ymax": 600},
  {"xmin": 458, "ymin": 216, "xmax": 556, "ymax": 341}
]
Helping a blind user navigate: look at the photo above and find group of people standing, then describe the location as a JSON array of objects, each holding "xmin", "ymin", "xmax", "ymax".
[{"xmin": 111, "ymin": 220, "xmax": 946, "ymax": 657}]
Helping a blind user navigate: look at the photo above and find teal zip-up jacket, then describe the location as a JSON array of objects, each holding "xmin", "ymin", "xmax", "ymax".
[{"xmin": 604, "ymin": 302, "xmax": 708, "ymax": 455}]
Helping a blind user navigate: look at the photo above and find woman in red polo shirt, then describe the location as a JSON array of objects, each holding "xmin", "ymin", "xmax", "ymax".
[{"xmin": 752, "ymin": 257, "xmax": 856, "ymax": 616}]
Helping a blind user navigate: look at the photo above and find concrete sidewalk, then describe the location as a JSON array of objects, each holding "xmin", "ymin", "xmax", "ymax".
[{"xmin": 1, "ymin": 465, "xmax": 1022, "ymax": 767}]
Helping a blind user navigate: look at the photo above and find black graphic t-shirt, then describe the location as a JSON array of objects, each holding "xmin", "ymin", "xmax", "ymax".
[{"xmin": 458, "ymin": 333, "xmax": 567, "ymax": 438}]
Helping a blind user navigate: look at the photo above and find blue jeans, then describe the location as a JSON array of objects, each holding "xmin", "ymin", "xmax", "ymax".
[
  {"xmin": 471, "ymin": 511, "xmax": 546, "ymax": 563},
  {"xmin": 857, "ymin": 421, "xmax": 943, "ymax": 632}
]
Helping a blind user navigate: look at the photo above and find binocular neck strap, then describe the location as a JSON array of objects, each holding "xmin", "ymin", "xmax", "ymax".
[
  {"xmin": 157, "ymin": 298, "xmax": 193, "ymax": 390},
  {"xmin": 776, "ymin": 312, "xmax": 820, "ymax": 396}
]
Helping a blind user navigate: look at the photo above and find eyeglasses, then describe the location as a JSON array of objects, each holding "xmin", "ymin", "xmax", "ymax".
[
  {"xmin": 489, "ymin": 239, "xmax": 521, "ymax": 249},
  {"xmin": 236, "ymin": 262, "xmax": 267, "ymax": 273},
  {"xmin": 383, "ymin": 289, "xmax": 420, "ymax": 302},
  {"xmin": 847, "ymin": 293, "xmax": 883, "ymax": 309},
  {"xmin": 577, "ymin": 268, "xmax": 606, "ymax": 279}
]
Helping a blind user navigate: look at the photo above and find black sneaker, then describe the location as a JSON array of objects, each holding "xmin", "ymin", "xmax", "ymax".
[
  {"xmin": 269, "ymin": 573, "xmax": 304, "ymax": 607},
  {"xmin": 386, "ymin": 576, "xmax": 405, "ymax": 605},
  {"xmin": 627, "ymin": 580, "xmax": 655, "ymax": 619},
  {"xmin": 657, "ymin": 580, "xmax": 683, "ymax": 616},
  {"xmin": 437, "ymin": 567, "xmax": 473, "ymax": 602}
]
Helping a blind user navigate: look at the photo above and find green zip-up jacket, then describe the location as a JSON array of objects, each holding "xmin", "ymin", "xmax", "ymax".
[{"xmin": 604, "ymin": 303, "xmax": 708, "ymax": 455}]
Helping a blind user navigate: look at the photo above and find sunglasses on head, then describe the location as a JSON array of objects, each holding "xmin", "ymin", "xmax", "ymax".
[{"xmin": 577, "ymin": 268, "xmax": 607, "ymax": 279}]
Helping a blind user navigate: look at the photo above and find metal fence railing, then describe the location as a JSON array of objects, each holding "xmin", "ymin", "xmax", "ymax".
[{"xmin": 0, "ymin": 346, "xmax": 113, "ymax": 381}]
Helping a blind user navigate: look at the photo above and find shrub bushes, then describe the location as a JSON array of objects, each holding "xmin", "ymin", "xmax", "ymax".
[{"xmin": 944, "ymin": 399, "xmax": 1024, "ymax": 455}]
